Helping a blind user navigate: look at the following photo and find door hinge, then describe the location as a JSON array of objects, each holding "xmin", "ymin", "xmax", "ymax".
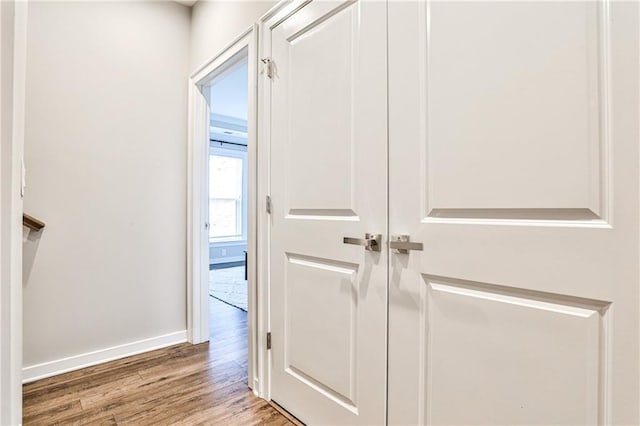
[
  {"xmin": 266, "ymin": 195, "xmax": 272, "ymax": 214},
  {"xmin": 266, "ymin": 332, "xmax": 272, "ymax": 350},
  {"xmin": 261, "ymin": 57, "xmax": 274, "ymax": 79}
]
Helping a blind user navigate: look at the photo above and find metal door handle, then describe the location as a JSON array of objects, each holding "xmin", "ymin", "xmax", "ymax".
[
  {"xmin": 343, "ymin": 233, "xmax": 382, "ymax": 252},
  {"xmin": 390, "ymin": 235, "xmax": 423, "ymax": 254}
]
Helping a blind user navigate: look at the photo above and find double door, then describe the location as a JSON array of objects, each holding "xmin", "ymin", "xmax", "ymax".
[{"xmin": 265, "ymin": 1, "xmax": 639, "ymax": 424}]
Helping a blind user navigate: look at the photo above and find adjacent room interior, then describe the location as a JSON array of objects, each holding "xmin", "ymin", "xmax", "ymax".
[{"xmin": 207, "ymin": 52, "xmax": 249, "ymax": 363}]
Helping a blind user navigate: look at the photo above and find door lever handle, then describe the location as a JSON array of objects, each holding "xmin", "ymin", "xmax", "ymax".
[
  {"xmin": 390, "ymin": 235, "xmax": 423, "ymax": 254},
  {"xmin": 343, "ymin": 233, "xmax": 382, "ymax": 252}
]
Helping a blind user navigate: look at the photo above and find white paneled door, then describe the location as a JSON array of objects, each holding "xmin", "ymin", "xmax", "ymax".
[
  {"xmin": 266, "ymin": 0, "xmax": 639, "ymax": 425},
  {"xmin": 388, "ymin": 1, "xmax": 639, "ymax": 425},
  {"xmin": 267, "ymin": 1, "xmax": 387, "ymax": 425}
]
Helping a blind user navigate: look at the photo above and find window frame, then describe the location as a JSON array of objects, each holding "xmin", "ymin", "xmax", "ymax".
[{"xmin": 208, "ymin": 143, "xmax": 248, "ymax": 243}]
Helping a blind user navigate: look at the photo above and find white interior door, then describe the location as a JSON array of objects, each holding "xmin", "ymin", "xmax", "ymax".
[
  {"xmin": 267, "ymin": 1, "xmax": 388, "ymax": 424},
  {"xmin": 388, "ymin": 1, "xmax": 639, "ymax": 425}
]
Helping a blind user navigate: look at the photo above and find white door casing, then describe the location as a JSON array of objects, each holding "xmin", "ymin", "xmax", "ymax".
[
  {"xmin": 1, "ymin": 0, "xmax": 27, "ymax": 423},
  {"xmin": 188, "ymin": 27, "xmax": 263, "ymax": 394},
  {"xmin": 388, "ymin": 1, "xmax": 639, "ymax": 425},
  {"xmin": 266, "ymin": 0, "xmax": 388, "ymax": 424}
]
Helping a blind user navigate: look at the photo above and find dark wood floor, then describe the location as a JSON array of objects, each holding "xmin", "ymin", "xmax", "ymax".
[{"xmin": 23, "ymin": 297, "xmax": 293, "ymax": 425}]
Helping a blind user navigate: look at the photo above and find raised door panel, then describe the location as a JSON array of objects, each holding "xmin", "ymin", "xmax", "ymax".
[
  {"xmin": 285, "ymin": 4, "xmax": 357, "ymax": 217},
  {"xmin": 424, "ymin": 1, "xmax": 605, "ymax": 221},
  {"xmin": 285, "ymin": 254, "xmax": 358, "ymax": 410},
  {"xmin": 422, "ymin": 276, "xmax": 605, "ymax": 425}
]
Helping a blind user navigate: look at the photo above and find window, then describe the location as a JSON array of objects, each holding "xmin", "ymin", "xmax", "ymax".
[{"xmin": 209, "ymin": 148, "xmax": 246, "ymax": 241}]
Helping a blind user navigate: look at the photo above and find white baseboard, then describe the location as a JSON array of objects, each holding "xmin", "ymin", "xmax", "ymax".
[
  {"xmin": 210, "ymin": 256, "xmax": 245, "ymax": 265},
  {"xmin": 22, "ymin": 330, "xmax": 187, "ymax": 384}
]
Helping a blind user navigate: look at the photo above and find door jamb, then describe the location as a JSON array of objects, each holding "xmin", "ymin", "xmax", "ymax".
[
  {"xmin": 256, "ymin": 0, "xmax": 313, "ymax": 402},
  {"xmin": 187, "ymin": 26, "xmax": 263, "ymax": 394},
  {"xmin": 0, "ymin": 0, "xmax": 27, "ymax": 423}
]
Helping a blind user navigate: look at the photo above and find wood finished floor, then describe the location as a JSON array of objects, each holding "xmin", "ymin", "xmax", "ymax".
[{"xmin": 23, "ymin": 297, "xmax": 294, "ymax": 425}]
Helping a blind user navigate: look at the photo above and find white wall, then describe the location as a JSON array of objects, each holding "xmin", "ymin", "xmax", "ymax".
[
  {"xmin": 1, "ymin": 0, "xmax": 26, "ymax": 422},
  {"xmin": 190, "ymin": 0, "xmax": 276, "ymax": 72},
  {"xmin": 22, "ymin": 1, "xmax": 191, "ymax": 374}
]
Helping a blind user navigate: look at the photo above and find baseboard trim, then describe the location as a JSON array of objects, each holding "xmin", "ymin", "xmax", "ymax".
[
  {"xmin": 209, "ymin": 258, "xmax": 245, "ymax": 268},
  {"xmin": 22, "ymin": 330, "xmax": 187, "ymax": 384},
  {"xmin": 209, "ymin": 260, "xmax": 246, "ymax": 270}
]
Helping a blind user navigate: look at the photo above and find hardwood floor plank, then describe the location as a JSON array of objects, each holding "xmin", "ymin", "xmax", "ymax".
[
  {"xmin": 22, "ymin": 399, "xmax": 83, "ymax": 425},
  {"xmin": 119, "ymin": 379, "xmax": 254, "ymax": 425},
  {"xmin": 23, "ymin": 344, "xmax": 187, "ymax": 395},
  {"xmin": 23, "ymin": 371, "xmax": 143, "ymax": 409},
  {"xmin": 171, "ymin": 387, "xmax": 278, "ymax": 425},
  {"xmin": 79, "ymin": 359, "xmax": 234, "ymax": 410},
  {"xmin": 51, "ymin": 408, "xmax": 118, "ymax": 426},
  {"xmin": 269, "ymin": 401, "xmax": 306, "ymax": 426}
]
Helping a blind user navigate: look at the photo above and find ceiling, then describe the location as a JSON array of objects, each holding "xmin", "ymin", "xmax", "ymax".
[
  {"xmin": 174, "ymin": 0, "xmax": 197, "ymax": 7},
  {"xmin": 210, "ymin": 61, "xmax": 248, "ymax": 121}
]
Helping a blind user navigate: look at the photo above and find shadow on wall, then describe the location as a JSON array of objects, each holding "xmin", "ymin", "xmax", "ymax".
[{"xmin": 23, "ymin": 227, "xmax": 42, "ymax": 285}]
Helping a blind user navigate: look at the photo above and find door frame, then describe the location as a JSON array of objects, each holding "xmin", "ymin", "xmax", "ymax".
[
  {"xmin": 0, "ymin": 0, "xmax": 27, "ymax": 423},
  {"xmin": 187, "ymin": 26, "xmax": 264, "ymax": 394}
]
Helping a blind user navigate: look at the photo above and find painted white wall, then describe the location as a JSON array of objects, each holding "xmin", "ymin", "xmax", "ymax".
[
  {"xmin": 1, "ymin": 0, "xmax": 26, "ymax": 422},
  {"xmin": 22, "ymin": 1, "xmax": 191, "ymax": 371},
  {"xmin": 190, "ymin": 0, "xmax": 276, "ymax": 72}
]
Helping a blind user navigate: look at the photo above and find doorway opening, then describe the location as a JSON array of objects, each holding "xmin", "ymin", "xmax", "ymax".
[
  {"xmin": 206, "ymin": 52, "xmax": 250, "ymax": 368},
  {"xmin": 208, "ymin": 58, "xmax": 249, "ymax": 313},
  {"xmin": 189, "ymin": 27, "xmax": 262, "ymax": 396}
]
